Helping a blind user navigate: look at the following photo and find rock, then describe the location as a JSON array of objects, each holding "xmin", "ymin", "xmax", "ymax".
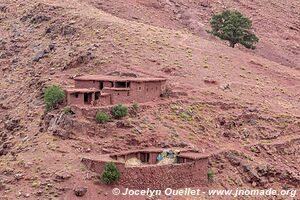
[
  {"xmin": 200, "ymin": 1, "xmax": 211, "ymax": 7},
  {"xmin": 61, "ymin": 25, "xmax": 76, "ymax": 36},
  {"xmin": 33, "ymin": 50, "xmax": 46, "ymax": 62},
  {"xmin": 240, "ymin": 128, "xmax": 250, "ymax": 139},
  {"xmin": 0, "ymin": 181, "xmax": 6, "ymax": 190},
  {"xmin": 14, "ymin": 173, "xmax": 24, "ymax": 181},
  {"xmin": 220, "ymin": 83, "xmax": 230, "ymax": 90},
  {"xmin": 204, "ymin": 78, "xmax": 217, "ymax": 84},
  {"xmin": 225, "ymin": 152, "xmax": 241, "ymax": 166},
  {"xmin": 4, "ymin": 118, "xmax": 21, "ymax": 131},
  {"xmin": 46, "ymin": 113, "xmax": 73, "ymax": 139},
  {"xmin": 54, "ymin": 171, "xmax": 71, "ymax": 182},
  {"xmin": 116, "ymin": 120, "xmax": 133, "ymax": 128},
  {"xmin": 101, "ymin": 148, "xmax": 111, "ymax": 153},
  {"xmin": 73, "ymin": 187, "xmax": 87, "ymax": 197},
  {"xmin": 0, "ymin": 6, "xmax": 8, "ymax": 13},
  {"xmin": 222, "ymin": 131, "xmax": 234, "ymax": 138},
  {"xmin": 49, "ymin": 43, "xmax": 55, "ymax": 51},
  {"xmin": 52, "ymin": 129, "xmax": 71, "ymax": 139},
  {"xmin": 30, "ymin": 15, "xmax": 50, "ymax": 24},
  {"xmin": 23, "ymin": 193, "xmax": 30, "ymax": 198},
  {"xmin": 161, "ymin": 67, "xmax": 176, "ymax": 74},
  {"xmin": 63, "ymin": 51, "xmax": 94, "ymax": 70},
  {"xmin": 247, "ymin": 106, "xmax": 257, "ymax": 112}
]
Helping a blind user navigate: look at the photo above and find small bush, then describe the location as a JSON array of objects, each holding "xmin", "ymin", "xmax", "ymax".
[
  {"xmin": 63, "ymin": 106, "xmax": 72, "ymax": 115},
  {"xmin": 111, "ymin": 104, "xmax": 128, "ymax": 119},
  {"xmin": 44, "ymin": 85, "xmax": 65, "ymax": 111},
  {"xmin": 208, "ymin": 169, "xmax": 214, "ymax": 183},
  {"xmin": 131, "ymin": 102, "xmax": 138, "ymax": 116},
  {"xmin": 101, "ymin": 162, "xmax": 121, "ymax": 184},
  {"xmin": 96, "ymin": 112, "xmax": 110, "ymax": 124}
]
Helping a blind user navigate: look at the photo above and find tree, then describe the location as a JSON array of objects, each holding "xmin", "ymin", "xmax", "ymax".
[
  {"xmin": 44, "ymin": 85, "xmax": 65, "ymax": 111},
  {"xmin": 101, "ymin": 162, "xmax": 121, "ymax": 184},
  {"xmin": 210, "ymin": 10, "xmax": 259, "ymax": 49}
]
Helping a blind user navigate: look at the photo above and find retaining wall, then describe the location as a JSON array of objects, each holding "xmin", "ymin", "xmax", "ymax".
[{"xmin": 81, "ymin": 149, "xmax": 208, "ymax": 190}]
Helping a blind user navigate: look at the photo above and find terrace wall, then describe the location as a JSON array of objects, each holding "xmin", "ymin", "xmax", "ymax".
[{"xmin": 82, "ymin": 151, "xmax": 208, "ymax": 190}]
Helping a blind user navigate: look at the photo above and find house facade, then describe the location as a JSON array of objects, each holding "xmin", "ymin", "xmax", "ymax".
[{"xmin": 65, "ymin": 75, "xmax": 167, "ymax": 106}]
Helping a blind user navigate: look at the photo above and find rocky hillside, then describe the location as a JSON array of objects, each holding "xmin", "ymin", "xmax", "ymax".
[{"xmin": 0, "ymin": 0, "xmax": 299, "ymax": 199}]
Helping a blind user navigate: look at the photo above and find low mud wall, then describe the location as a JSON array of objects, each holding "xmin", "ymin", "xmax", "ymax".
[{"xmin": 82, "ymin": 150, "xmax": 208, "ymax": 190}]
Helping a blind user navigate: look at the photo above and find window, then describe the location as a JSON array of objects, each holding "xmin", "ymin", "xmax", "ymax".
[
  {"xmin": 74, "ymin": 93, "xmax": 79, "ymax": 98},
  {"xmin": 138, "ymin": 86, "xmax": 142, "ymax": 91},
  {"xmin": 115, "ymin": 82, "xmax": 127, "ymax": 88}
]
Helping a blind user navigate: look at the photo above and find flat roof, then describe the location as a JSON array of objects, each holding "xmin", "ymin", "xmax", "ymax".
[
  {"xmin": 65, "ymin": 88, "xmax": 100, "ymax": 93},
  {"xmin": 74, "ymin": 75, "xmax": 167, "ymax": 82},
  {"xmin": 81, "ymin": 148, "xmax": 209, "ymax": 164}
]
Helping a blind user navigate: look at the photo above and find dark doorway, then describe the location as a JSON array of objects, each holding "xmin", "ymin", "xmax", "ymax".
[
  {"xmin": 84, "ymin": 93, "xmax": 92, "ymax": 104},
  {"xmin": 99, "ymin": 82, "xmax": 104, "ymax": 89},
  {"xmin": 95, "ymin": 92, "xmax": 100, "ymax": 100},
  {"xmin": 140, "ymin": 153, "xmax": 150, "ymax": 163}
]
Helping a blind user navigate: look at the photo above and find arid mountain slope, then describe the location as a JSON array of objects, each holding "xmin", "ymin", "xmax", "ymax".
[
  {"xmin": 86, "ymin": 0, "xmax": 300, "ymax": 69},
  {"xmin": 0, "ymin": 0, "xmax": 299, "ymax": 200}
]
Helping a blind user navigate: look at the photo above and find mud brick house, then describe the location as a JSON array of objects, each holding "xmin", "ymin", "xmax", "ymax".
[
  {"xmin": 65, "ymin": 75, "xmax": 167, "ymax": 106},
  {"xmin": 81, "ymin": 149, "xmax": 208, "ymax": 190}
]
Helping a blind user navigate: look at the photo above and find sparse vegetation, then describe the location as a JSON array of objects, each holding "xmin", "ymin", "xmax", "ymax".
[
  {"xmin": 112, "ymin": 104, "xmax": 128, "ymax": 119},
  {"xmin": 96, "ymin": 112, "xmax": 110, "ymax": 124},
  {"xmin": 131, "ymin": 101, "xmax": 138, "ymax": 116},
  {"xmin": 208, "ymin": 169, "xmax": 214, "ymax": 183},
  {"xmin": 161, "ymin": 86, "xmax": 172, "ymax": 97},
  {"xmin": 210, "ymin": 10, "xmax": 259, "ymax": 49},
  {"xmin": 44, "ymin": 85, "xmax": 65, "ymax": 111},
  {"xmin": 63, "ymin": 106, "xmax": 72, "ymax": 115},
  {"xmin": 101, "ymin": 162, "xmax": 121, "ymax": 184}
]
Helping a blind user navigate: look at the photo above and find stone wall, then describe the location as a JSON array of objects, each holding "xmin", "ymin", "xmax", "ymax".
[
  {"xmin": 81, "ymin": 150, "xmax": 208, "ymax": 190},
  {"xmin": 75, "ymin": 80, "xmax": 98, "ymax": 89},
  {"xmin": 66, "ymin": 92, "xmax": 84, "ymax": 105}
]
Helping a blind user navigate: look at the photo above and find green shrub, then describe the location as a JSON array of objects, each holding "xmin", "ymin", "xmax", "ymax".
[
  {"xmin": 63, "ymin": 106, "xmax": 72, "ymax": 115},
  {"xmin": 111, "ymin": 104, "xmax": 128, "ymax": 119},
  {"xmin": 208, "ymin": 169, "xmax": 214, "ymax": 183},
  {"xmin": 101, "ymin": 162, "xmax": 121, "ymax": 184},
  {"xmin": 96, "ymin": 112, "xmax": 110, "ymax": 124},
  {"xmin": 44, "ymin": 85, "xmax": 65, "ymax": 111}
]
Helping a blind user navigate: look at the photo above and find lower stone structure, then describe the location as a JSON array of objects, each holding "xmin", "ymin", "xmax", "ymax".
[{"xmin": 81, "ymin": 149, "xmax": 209, "ymax": 190}]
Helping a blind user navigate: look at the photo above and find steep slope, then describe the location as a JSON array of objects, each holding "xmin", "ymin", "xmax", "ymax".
[
  {"xmin": 0, "ymin": 0, "xmax": 299, "ymax": 199},
  {"xmin": 86, "ymin": 0, "xmax": 300, "ymax": 69}
]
